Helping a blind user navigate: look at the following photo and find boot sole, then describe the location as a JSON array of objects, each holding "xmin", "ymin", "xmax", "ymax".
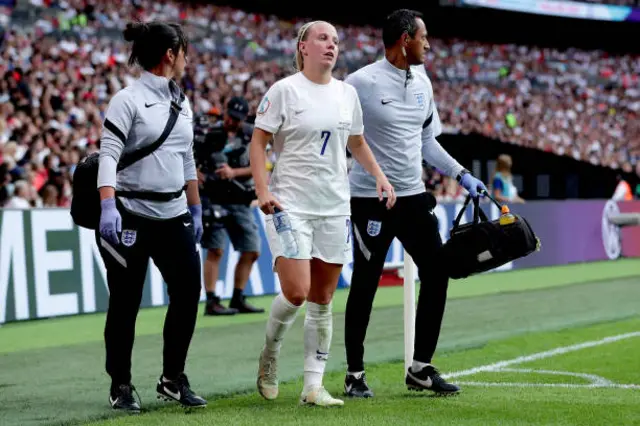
[
  {"xmin": 343, "ymin": 389, "xmax": 374, "ymax": 398},
  {"xmin": 406, "ymin": 383, "xmax": 461, "ymax": 396},
  {"xmin": 157, "ymin": 393, "xmax": 207, "ymax": 408}
]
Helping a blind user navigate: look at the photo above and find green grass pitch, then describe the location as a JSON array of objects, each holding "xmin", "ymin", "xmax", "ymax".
[{"xmin": 1, "ymin": 259, "xmax": 639, "ymax": 426}]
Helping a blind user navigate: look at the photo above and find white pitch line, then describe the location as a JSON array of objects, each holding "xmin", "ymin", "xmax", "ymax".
[
  {"xmin": 498, "ymin": 368, "xmax": 613, "ymax": 386},
  {"xmin": 444, "ymin": 331, "xmax": 640, "ymax": 379},
  {"xmin": 455, "ymin": 381, "xmax": 640, "ymax": 390}
]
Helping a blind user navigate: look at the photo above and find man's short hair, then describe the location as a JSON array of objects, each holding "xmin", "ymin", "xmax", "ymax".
[{"xmin": 382, "ymin": 9, "xmax": 424, "ymax": 49}]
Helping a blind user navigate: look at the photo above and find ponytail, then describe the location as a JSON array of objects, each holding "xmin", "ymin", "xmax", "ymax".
[
  {"xmin": 123, "ymin": 20, "xmax": 188, "ymax": 70},
  {"xmin": 293, "ymin": 21, "xmax": 320, "ymax": 72}
]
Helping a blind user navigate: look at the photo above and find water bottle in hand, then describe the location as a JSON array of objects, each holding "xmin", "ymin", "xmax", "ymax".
[{"xmin": 273, "ymin": 208, "xmax": 298, "ymax": 257}]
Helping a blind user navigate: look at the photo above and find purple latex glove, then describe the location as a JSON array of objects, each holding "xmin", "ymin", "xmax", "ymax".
[
  {"xmin": 99, "ymin": 197, "xmax": 122, "ymax": 245},
  {"xmin": 460, "ymin": 173, "xmax": 488, "ymax": 198},
  {"xmin": 189, "ymin": 204, "xmax": 203, "ymax": 243}
]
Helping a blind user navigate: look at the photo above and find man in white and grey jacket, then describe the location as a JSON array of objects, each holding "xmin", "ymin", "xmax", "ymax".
[{"xmin": 343, "ymin": 9, "xmax": 488, "ymax": 398}]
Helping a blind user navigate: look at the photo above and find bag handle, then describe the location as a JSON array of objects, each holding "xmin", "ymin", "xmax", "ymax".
[
  {"xmin": 117, "ymin": 90, "xmax": 186, "ymax": 171},
  {"xmin": 452, "ymin": 190, "xmax": 502, "ymax": 230},
  {"xmin": 481, "ymin": 190, "xmax": 505, "ymax": 211},
  {"xmin": 452, "ymin": 194, "xmax": 473, "ymax": 229}
]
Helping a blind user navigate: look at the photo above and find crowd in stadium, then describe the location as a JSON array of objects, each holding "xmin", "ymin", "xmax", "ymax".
[{"xmin": 0, "ymin": 0, "xmax": 639, "ymax": 207}]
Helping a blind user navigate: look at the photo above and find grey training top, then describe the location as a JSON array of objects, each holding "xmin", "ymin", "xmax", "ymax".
[
  {"xmin": 346, "ymin": 58, "xmax": 463, "ymax": 198},
  {"xmin": 97, "ymin": 71, "xmax": 196, "ymax": 219}
]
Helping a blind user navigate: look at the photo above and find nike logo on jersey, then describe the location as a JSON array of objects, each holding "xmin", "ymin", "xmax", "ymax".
[
  {"xmin": 145, "ymin": 102, "xmax": 160, "ymax": 108},
  {"xmin": 183, "ymin": 222, "xmax": 192, "ymax": 227},
  {"xmin": 381, "ymin": 99, "xmax": 393, "ymax": 105}
]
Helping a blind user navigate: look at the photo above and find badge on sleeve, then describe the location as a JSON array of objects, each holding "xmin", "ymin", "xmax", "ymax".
[
  {"xmin": 257, "ymin": 96, "xmax": 271, "ymax": 115},
  {"xmin": 122, "ymin": 230, "xmax": 137, "ymax": 247},
  {"xmin": 367, "ymin": 220, "xmax": 382, "ymax": 237}
]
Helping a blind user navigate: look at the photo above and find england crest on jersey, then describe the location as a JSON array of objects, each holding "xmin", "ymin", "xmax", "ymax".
[
  {"xmin": 122, "ymin": 230, "xmax": 137, "ymax": 247},
  {"xmin": 367, "ymin": 220, "xmax": 382, "ymax": 237},
  {"xmin": 414, "ymin": 92, "xmax": 426, "ymax": 110}
]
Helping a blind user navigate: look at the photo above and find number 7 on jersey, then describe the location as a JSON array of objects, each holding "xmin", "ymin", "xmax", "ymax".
[{"xmin": 320, "ymin": 130, "xmax": 331, "ymax": 155}]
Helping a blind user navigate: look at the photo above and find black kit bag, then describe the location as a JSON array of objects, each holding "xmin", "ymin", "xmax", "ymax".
[
  {"xmin": 440, "ymin": 192, "xmax": 541, "ymax": 279},
  {"xmin": 71, "ymin": 93, "xmax": 185, "ymax": 230}
]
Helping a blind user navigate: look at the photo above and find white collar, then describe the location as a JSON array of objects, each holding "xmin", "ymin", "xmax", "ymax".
[
  {"xmin": 382, "ymin": 57, "xmax": 408, "ymax": 77},
  {"xmin": 139, "ymin": 71, "xmax": 181, "ymax": 100}
]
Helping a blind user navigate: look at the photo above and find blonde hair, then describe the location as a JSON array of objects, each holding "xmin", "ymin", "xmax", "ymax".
[
  {"xmin": 490, "ymin": 154, "xmax": 513, "ymax": 187},
  {"xmin": 294, "ymin": 21, "xmax": 321, "ymax": 71},
  {"xmin": 496, "ymin": 154, "xmax": 513, "ymax": 174}
]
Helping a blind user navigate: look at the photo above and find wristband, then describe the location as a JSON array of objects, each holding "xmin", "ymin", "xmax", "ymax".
[{"xmin": 456, "ymin": 169, "xmax": 470, "ymax": 183}]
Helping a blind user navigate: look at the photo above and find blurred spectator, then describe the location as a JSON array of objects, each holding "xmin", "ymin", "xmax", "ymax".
[
  {"xmin": 0, "ymin": 163, "xmax": 12, "ymax": 205},
  {"xmin": 612, "ymin": 174, "xmax": 633, "ymax": 201},
  {"xmin": 491, "ymin": 154, "xmax": 525, "ymax": 204},
  {"xmin": 5, "ymin": 180, "xmax": 32, "ymax": 208},
  {"xmin": 422, "ymin": 166, "xmax": 465, "ymax": 203},
  {"xmin": 41, "ymin": 183, "xmax": 60, "ymax": 207}
]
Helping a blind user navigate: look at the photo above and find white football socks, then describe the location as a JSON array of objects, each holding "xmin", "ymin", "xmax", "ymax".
[
  {"xmin": 347, "ymin": 371, "xmax": 365, "ymax": 379},
  {"xmin": 303, "ymin": 301, "xmax": 333, "ymax": 392},
  {"xmin": 412, "ymin": 360, "xmax": 431, "ymax": 372},
  {"xmin": 264, "ymin": 293, "xmax": 302, "ymax": 354}
]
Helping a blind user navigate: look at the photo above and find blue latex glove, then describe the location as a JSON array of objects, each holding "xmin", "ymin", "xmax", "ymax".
[
  {"xmin": 460, "ymin": 173, "xmax": 488, "ymax": 198},
  {"xmin": 189, "ymin": 204, "xmax": 203, "ymax": 243},
  {"xmin": 99, "ymin": 197, "xmax": 122, "ymax": 245}
]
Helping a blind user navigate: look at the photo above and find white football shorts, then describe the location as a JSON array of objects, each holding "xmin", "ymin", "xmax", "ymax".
[{"xmin": 264, "ymin": 213, "xmax": 353, "ymax": 271}]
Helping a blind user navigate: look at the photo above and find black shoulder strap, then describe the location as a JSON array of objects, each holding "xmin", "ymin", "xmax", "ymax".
[
  {"xmin": 422, "ymin": 112, "xmax": 433, "ymax": 129},
  {"xmin": 116, "ymin": 90, "xmax": 186, "ymax": 172}
]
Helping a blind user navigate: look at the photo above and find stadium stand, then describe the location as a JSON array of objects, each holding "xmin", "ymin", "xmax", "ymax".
[{"xmin": 0, "ymin": 0, "xmax": 638, "ymax": 207}]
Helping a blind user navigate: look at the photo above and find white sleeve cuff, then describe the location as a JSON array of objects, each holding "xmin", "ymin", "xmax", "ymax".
[
  {"xmin": 97, "ymin": 155, "xmax": 118, "ymax": 189},
  {"xmin": 254, "ymin": 122, "xmax": 278, "ymax": 134}
]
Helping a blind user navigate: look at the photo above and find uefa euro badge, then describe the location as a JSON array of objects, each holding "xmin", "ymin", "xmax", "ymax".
[
  {"xmin": 122, "ymin": 230, "xmax": 137, "ymax": 247},
  {"xmin": 367, "ymin": 220, "xmax": 382, "ymax": 237},
  {"xmin": 414, "ymin": 92, "xmax": 425, "ymax": 110},
  {"xmin": 257, "ymin": 96, "xmax": 271, "ymax": 115}
]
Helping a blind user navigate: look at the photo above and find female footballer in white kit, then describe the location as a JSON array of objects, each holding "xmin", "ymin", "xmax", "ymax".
[{"xmin": 249, "ymin": 20, "xmax": 396, "ymax": 406}]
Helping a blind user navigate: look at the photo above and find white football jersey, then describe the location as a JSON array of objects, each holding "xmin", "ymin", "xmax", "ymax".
[{"xmin": 254, "ymin": 72, "xmax": 364, "ymax": 217}]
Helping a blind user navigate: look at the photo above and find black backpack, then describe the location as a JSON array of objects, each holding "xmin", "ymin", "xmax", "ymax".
[
  {"xmin": 71, "ymin": 93, "xmax": 185, "ymax": 230},
  {"xmin": 440, "ymin": 192, "xmax": 540, "ymax": 279}
]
